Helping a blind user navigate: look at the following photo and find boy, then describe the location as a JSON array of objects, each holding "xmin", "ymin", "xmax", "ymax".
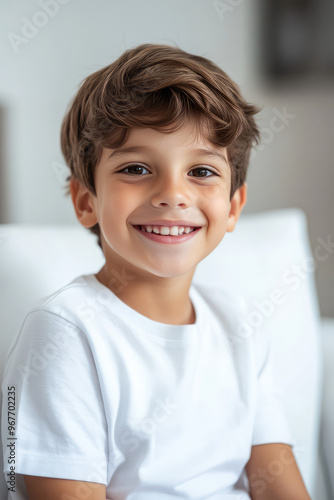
[{"xmin": 1, "ymin": 43, "xmax": 311, "ymax": 499}]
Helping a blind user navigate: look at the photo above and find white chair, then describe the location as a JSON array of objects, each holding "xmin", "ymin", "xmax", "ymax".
[{"xmin": 0, "ymin": 209, "xmax": 332, "ymax": 499}]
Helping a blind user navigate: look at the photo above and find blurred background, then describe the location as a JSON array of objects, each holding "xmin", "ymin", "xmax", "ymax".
[{"xmin": 0, "ymin": 0, "xmax": 333, "ymax": 317}]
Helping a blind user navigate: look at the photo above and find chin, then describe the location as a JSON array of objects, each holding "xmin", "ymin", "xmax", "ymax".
[{"xmin": 148, "ymin": 265, "xmax": 196, "ymax": 279}]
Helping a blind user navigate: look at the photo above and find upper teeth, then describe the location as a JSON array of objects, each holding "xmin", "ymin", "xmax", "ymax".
[{"xmin": 140, "ymin": 225, "xmax": 195, "ymax": 235}]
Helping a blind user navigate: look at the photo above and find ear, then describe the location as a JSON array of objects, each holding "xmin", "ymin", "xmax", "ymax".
[
  {"xmin": 70, "ymin": 178, "xmax": 98, "ymax": 228},
  {"xmin": 227, "ymin": 183, "xmax": 247, "ymax": 232}
]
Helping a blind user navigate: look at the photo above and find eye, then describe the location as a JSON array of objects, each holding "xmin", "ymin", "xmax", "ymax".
[
  {"xmin": 189, "ymin": 167, "xmax": 218, "ymax": 178},
  {"xmin": 119, "ymin": 164, "xmax": 150, "ymax": 175}
]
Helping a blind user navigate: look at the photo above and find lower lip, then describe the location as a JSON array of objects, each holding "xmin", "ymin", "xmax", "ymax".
[{"xmin": 133, "ymin": 226, "xmax": 201, "ymax": 244}]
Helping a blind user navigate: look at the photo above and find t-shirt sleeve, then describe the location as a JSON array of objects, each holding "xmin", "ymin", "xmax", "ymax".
[
  {"xmin": 251, "ymin": 324, "xmax": 294, "ymax": 447},
  {"xmin": 1, "ymin": 309, "xmax": 108, "ymax": 484}
]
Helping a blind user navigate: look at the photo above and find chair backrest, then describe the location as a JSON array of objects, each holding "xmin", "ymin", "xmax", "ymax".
[
  {"xmin": 192, "ymin": 208, "xmax": 322, "ymax": 497},
  {"xmin": 0, "ymin": 225, "xmax": 105, "ymax": 498},
  {"xmin": 0, "ymin": 209, "xmax": 322, "ymax": 498}
]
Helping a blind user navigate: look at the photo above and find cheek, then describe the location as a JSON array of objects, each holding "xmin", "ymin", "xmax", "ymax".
[
  {"xmin": 100, "ymin": 185, "xmax": 138, "ymax": 219},
  {"xmin": 194, "ymin": 184, "xmax": 220, "ymax": 208},
  {"xmin": 196, "ymin": 182, "xmax": 230, "ymax": 212},
  {"xmin": 200, "ymin": 188, "xmax": 230, "ymax": 221}
]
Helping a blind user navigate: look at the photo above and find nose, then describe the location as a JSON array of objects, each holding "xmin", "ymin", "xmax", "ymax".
[{"xmin": 150, "ymin": 172, "xmax": 192, "ymax": 209}]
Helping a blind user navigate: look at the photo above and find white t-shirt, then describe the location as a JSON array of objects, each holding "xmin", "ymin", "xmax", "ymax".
[{"xmin": 1, "ymin": 274, "xmax": 293, "ymax": 500}]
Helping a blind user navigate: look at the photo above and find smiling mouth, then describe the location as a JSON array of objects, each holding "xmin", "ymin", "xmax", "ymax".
[{"xmin": 134, "ymin": 225, "xmax": 200, "ymax": 236}]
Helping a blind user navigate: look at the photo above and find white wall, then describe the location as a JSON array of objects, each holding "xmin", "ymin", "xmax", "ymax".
[{"xmin": 0, "ymin": 0, "xmax": 333, "ymax": 316}]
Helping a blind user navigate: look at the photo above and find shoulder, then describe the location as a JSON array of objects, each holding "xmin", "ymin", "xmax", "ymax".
[
  {"xmin": 3, "ymin": 275, "xmax": 109, "ymax": 390},
  {"xmin": 19, "ymin": 273, "xmax": 117, "ymax": 335},
  {"xmin": 23, "ymin": 275, "xmax": 88, "ymax": 313},
  {"xmin": 4, "ymin": 275, "xmax": 105, "ymax": 368},
  {"xmin": 191, "ymin": 280, "xmax": 252, "ymax": 333},
  {"xmin": 191, "ymin": 280, "xmax": 248, "ymax": 311},
  {"xmin": 191, "ymin": 281, "xmax": 269, "ymax": 359}
]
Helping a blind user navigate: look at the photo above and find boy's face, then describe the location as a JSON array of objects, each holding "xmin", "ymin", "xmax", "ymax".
[{"xmin": 72, "ymin": 119, "xmax": 246, "ymax": 282}]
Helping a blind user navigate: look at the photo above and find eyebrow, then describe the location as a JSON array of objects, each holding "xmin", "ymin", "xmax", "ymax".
[
  {"xmin": 107, "ymin": 146, "xmax": 228, "ymax": 164},
  {"xmin": 107, "ymin": 146, "xmax": 149, "ymax": 160},
  {"xmin": 192, "ymin": 148, "xmax": 228, "ymax": 165}
]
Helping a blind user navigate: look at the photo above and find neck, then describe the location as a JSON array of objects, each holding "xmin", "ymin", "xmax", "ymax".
[{"xmin": 96, "ymin": 265, "xmax": 196, "ymax": 325}]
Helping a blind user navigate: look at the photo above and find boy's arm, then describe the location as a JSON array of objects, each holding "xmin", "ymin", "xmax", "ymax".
[
  {"xmin": 24, "ymin": 475, "xmax": 107, "ymax": 500},
  {"xmin": 245, "ymin": 443, "xmax": 311, "ymax": 500}
]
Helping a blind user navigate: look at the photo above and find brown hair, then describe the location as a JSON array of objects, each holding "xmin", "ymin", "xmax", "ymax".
[{"xmin": 60, "ymin": 43, "xmax": 260, "ymax": 248}]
